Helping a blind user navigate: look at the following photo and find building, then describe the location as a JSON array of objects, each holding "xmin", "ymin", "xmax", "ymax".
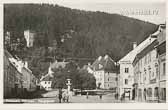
[
  {"xmin": 155, "ymin": 24, "xmax": 166, "ymax": 102},
  {"xmin": 89, "ymin": 55, "xmax": 117, "ymax": 90},
  {"xmin": 118, "ymin": 37, "xmax": 156, "ymax": 99},
  {"xmin": 40, "ymin": 74, "xmax": 53, "ymax": 91},
  {"xmin": 24, "ymin": 30, "xmax": 35, "ymax": 47},
  {"xmin": 40, "ymin": 60, "xmax": 68, "ymax": 91},
  {"xmin": 40, "ymin": 66, "xmax": 54, "ymax": 91},
  {"xmin": 30, "ymin": 73, "xmax": 38, "ymax": 92},
  {"xmin": 133, "ymin": 25, "xmax": 165, "ymax": 102},
  {"xmin": 9, "ymin": 57, "xmax": 37, "ymax": 92},
  {"xmin": 4, "ymin": 50, "xmax": 23, "ymax": 98}
]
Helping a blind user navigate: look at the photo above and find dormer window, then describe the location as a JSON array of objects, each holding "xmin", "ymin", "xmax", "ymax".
[{"xmin": 99, "ymin": 64, "xmax": 103, "ymax": 69}]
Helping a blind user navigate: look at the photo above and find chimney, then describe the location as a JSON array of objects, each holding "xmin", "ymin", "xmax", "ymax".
[{"xmin": 133, "ymin": 42, "xmax": 137, "ymax": 49}]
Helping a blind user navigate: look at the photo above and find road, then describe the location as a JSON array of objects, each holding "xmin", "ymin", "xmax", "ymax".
[
  {"xmin": 4, "ymin": 90, "xmax": 136, "ymax": 103},
  {"xmin": 4, "ymin": 95, "xmax": 135, "ymax": 103}
]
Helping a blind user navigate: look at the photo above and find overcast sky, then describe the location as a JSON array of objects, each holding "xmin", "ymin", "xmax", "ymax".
[{"xmin": 50, "ymin": 0, "xmax": 166, "ymax": 25}]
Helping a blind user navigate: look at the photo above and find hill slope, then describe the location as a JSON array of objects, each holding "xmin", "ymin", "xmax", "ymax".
[{"xmin": 4, "ymin": 4, "xmax": 158, "ymax": 76}]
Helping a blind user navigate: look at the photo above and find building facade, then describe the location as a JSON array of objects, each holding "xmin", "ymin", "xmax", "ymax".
[
  {"xmin": 119, "ymin": 37, "xmax": 156, "ymax": 99},
  {"xmin": 90, "ymin": 55, "xmax": 117, "ymax": 90},
  {"xmin": 4, "ymin": 50, "xmax": 23, "ymax": 98},
  {"xmin": 4, "ymin": 50, "xmax": 38, "ymax": 98},
  {"xmin": 40, "ymin": 74, "xmax": 53, "ymax": 91},
  {"xmin": 156, "ymin": 24, "xmax": 166, "ymax": 102},
  {"xmin": 133, "ymin": 24, "xmax": 166, "ymax": 102}
]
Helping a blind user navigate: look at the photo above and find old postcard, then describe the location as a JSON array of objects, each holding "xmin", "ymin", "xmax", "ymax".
[{"xmin": 1, "ymin": 0, "xmax": 167, "ymax": 109}]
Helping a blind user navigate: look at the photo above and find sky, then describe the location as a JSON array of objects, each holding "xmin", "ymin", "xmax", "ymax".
[{"xmin": 48, "ymin": 0, "xmax": 166, "ymax": 25}]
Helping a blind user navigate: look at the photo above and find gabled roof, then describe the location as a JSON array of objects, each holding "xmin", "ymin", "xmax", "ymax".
[
  {"xmin": 119, "ymin": 37, "xmax": 157, "ymax": 64},
  {"xmin": 119, "ymin": 25, "xmax": 163, "ymax": 64},
  {"xmin": 41, "ymin": 74, "xmax": 53, "ymax": 81},
  {"xmin": 133, "ymin": 39, "xmax": 158, "ymax": 66},
  {"xmin": 92, "ymin": 55, "xmax": 116, "ymax": 72},
  {"xmin": 40, "ymin": 73, "xmax": 53, "ymax": 81}
]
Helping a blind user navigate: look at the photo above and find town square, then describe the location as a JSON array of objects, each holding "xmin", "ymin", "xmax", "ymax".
[{"xmin": 3, "ymin": 1, "xmax": 166, "ymax": 104}]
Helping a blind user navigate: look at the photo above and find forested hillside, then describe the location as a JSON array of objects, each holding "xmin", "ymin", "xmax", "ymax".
[{"xmin": 4, "ymin": 4, "xmax": 158, "ymax": 78}]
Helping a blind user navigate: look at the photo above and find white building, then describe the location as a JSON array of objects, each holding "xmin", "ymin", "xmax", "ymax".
[
  {"xmin": 40, "ymin": 74, "xmax": 53, "ymax": 91},
  {"xmin": 8, "ymin": 57, "xmax": 37, "ymax": 92},
  {"xmin": 132, "ymin": 25, "xmax": 165, "ymax": 102},
  {"xmin": 118, "ymin": 37, "xmax": 157, "ymax": 99},
  {"xmin": 24, "ymin": 30, "xmax": 35, "ymax": 47},
  {"xmin": 40, "ymin": 60, "xmax": 68, "ymax": 91},
  {"xmin": 90, "ymin": 55, "xmax": 117, "ymax": 90},
  {"xmin": 156, "ymin": 24, "xmax": 166, "ymax": 102}
]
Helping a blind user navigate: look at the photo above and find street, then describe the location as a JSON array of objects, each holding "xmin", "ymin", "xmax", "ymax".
[{"xmin": 4, "ymin": 90, "xmax": 135, "ymax": 103}]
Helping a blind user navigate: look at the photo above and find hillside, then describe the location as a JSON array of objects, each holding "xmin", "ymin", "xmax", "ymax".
[{"xmin": 4, "ymin": 4, "xmax": 158, "ymax": 77}]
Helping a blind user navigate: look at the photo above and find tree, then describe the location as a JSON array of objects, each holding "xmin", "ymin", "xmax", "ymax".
[
  {"xmin": 78, "ymin": 69, "xmax": 96, "ymax": 90},
  {"xmin": 51, "ymin": 61, "xmax": 96, "ymax": 90}
]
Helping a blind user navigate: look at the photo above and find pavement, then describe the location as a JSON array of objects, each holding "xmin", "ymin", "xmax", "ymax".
[
  {"xmin": 4, "ymin": 95, "xmax": 135, "ymax": 103},
  {"xmin": 3, "ymin": 90, "xmax": 142, "ymax": 103}
]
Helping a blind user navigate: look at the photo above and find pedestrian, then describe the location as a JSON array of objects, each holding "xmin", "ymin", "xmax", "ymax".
[
  {"xmin": 99, "ymin": 94, "xmax": 102, "ymax": 99},
  {"xmin": 58, "ymin": 88, "xmax": 62, "ymax": 103},
  {"xmin": 115, "ymin": 93, "xmax": 119, "ymax": 100},
  {"xmin": 86, "ymin": 92, "xmax": 89, "ymax": 99},
  {"xmin": 62, "ymin": 91, "xmax": 70, "ymax": 103},
  {"xmin": 120, "ymin": 92, "xmax": 125, "ymax": 102}
]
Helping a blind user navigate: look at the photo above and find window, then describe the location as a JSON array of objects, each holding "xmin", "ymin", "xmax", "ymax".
[
  {"xmin": 145, "ymin": 56, "xmax": 147, "ymax": 65},
  {"xmin": 48, "ymin": 82, "xmax": 50, "ymax": 84},
  {"xmin": 160, "ymin": 88, "xmax": 166, "ymax": 101},
  {"xmin": 148, "ymin": 88, "xmax": 152, "ymax": 97},
  {"xmin": 149, "ymin": 70, "xmax": 151, "ymax": 80},
  {"xmin": 140, "ymin": 59, "xmax": 142, "ymax": 67},
  {"xmin": 163, "ymin": 63, "xmax": 166, "ymax": 75},
  {"xmin": 108, "ymin": 84, "xmax": 109, "ymax": 87},
  {"xmin": 149, "ymin": 52, "xmax": 151, "ymax": 63},
  {"xmin": 125, "ymin": 68, "xmax": 129, "ymax": 73},
  {"xmin": 108, "ymin": 78, "xmax": 109, "ymax": 81},
  {"xmin": 99, "ymin": 64, "xmax": 103, "ymax": 69},
  {"xmin": 115, "ymin": 77, "xmax": 118, "ymax": 81},
  {"xmin": 156, "ymin": 66, "xmax": 159, "ymax": 77},
  {"xmin": 152, "ymin": 72, "xmax": 154, "ymax": 77},
  {"xmin": 125, "ymin": 79, "xmax": 128, "ymax": 85},
  {"xmin": 45, "ymin": 82, "xmax": 47, "ymax": 84},
  {"xmin": 154, "ymin": 87, "xmax": 159, "ymax": 97}
]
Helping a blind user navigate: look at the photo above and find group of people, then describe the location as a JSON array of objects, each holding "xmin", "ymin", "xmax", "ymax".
[{"xmin": 58, "ymin": 89, "xmax": 71, "ymax": 103}]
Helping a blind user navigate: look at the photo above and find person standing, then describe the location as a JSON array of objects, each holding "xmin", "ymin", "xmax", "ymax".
[
  {"xmin": 86, "ymin": 92, "xmax": 89, "ymax": 99},
  {"xmin": 58, "ymin": 88, "xmax": 62, "ymax": 103},
  {"xmin": 99, "ymin": 94, "xmax": 102, "ymax": 99}
]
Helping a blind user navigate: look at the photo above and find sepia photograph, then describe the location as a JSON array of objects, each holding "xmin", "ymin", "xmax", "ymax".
[{"xmin": 2, "ymin": 0, "xmax": 166, "ymax": 105}]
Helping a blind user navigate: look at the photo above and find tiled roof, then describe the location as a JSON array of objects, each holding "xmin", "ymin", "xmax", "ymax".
[
  {"xmin": 119, "ymin": 37, "xmax": 157, "ymax": 64},
  {"xmin": 92, "ymin": 55, "xmax": 116, "ymax": 72},
  {"xmin": 133, "ymin": 39, "xmax": 158, "ymax": 66},
  {"xmin": 41, "ymin": 74, "xmax": 53, "ymax": 81}
]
